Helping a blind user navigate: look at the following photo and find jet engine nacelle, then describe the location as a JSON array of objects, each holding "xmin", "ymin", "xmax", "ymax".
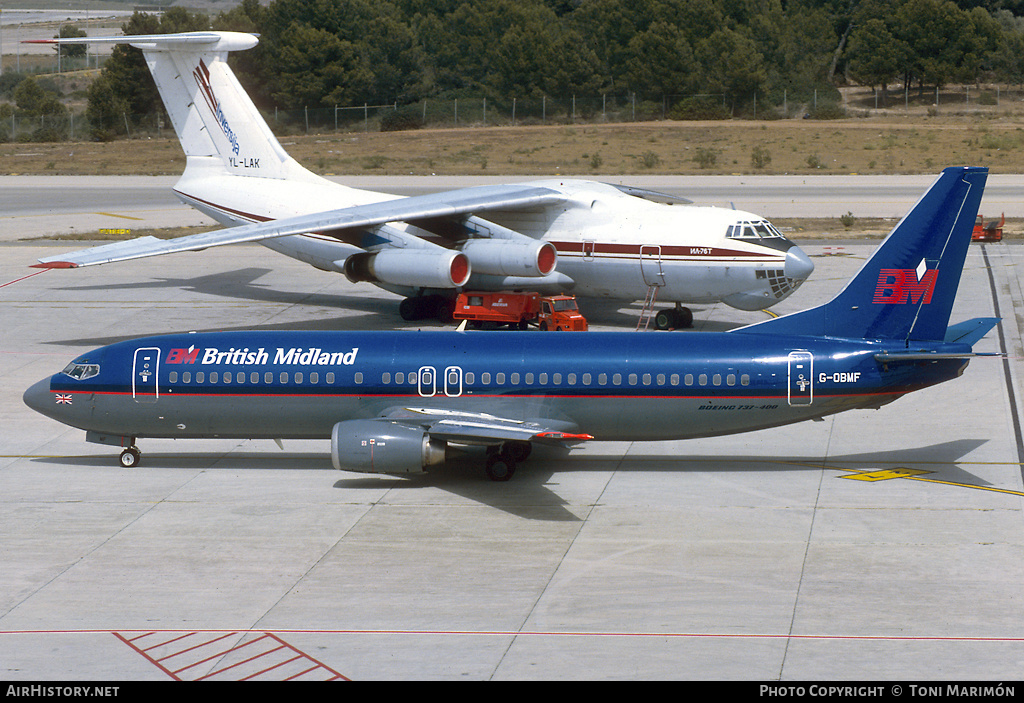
[
  {"xmin": 341, "ymin": 249, "xmax": 471, "ymax": 289},
  {"xmin": 459, "ymin": 239, "xmax": 557, "ymax": 277},
  {"xmin": 331, "ymin": 419, "xmax": 448, "ymax": 474}
]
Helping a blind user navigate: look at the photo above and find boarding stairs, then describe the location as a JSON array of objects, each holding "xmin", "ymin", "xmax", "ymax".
[{"xmin": 636, "ymin": 284, "xmax": 660, "ymax": 331}]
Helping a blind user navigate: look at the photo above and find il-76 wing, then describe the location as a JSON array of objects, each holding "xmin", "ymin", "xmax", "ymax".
[{"xmin": 33, "ymin": 183, "xmax": 565, "ymax": 269}]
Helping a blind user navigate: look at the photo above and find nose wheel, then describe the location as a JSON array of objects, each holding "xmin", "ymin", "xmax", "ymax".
[
  {"xmin": 119, "ymin": 446, "xmax": 141, "ymax": 468},
  {"xmin": 655, "ymin": 306, "xmax": 693, "ymax": 330}
]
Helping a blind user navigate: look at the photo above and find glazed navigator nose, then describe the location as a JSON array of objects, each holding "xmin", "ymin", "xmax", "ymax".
[{"xmin": 785, "ymin": 246, "xmax": 815, "ymax": 282}]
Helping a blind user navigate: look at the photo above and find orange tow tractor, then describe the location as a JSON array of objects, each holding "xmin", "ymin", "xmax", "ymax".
[{"xmin": 454, "ymin": 291, "xmax": 588, "ymax": 331}]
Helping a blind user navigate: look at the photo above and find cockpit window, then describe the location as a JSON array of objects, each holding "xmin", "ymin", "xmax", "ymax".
[
  {"xmin": 727, "ymin": 221, "xmax": 784, "ymax": 239},
  {"xmin": 62, "ymin": 362, "xmax": 100, "ymax": 380}
]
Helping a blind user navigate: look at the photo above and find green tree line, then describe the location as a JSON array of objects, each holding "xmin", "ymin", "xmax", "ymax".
[{"xmin": 8, "ymin": 0, "xmax": 1024, "ymax": 142}]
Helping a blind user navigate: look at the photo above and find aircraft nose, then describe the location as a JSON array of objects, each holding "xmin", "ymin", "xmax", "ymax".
[
  {"xmin": 23, "ymin": 378, "xmax": 54, "ymax": 418},
  {"xmin": 785, "ymin": 246, "xmax": 815, "ymax": 282}
]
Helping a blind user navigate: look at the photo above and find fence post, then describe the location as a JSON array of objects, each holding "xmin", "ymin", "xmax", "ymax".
[{"xmin": 512, "ymin": 97, "xmax": 516, "ymax": 127}]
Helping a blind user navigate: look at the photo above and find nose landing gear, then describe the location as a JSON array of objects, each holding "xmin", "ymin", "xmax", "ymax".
[
  {"xmin": 119, "ymin": 446, "xmax": 141, "ymax": 468},
  {"xmin": 654, "ymin": 305, "xmax": 693, "ymax": 330}
]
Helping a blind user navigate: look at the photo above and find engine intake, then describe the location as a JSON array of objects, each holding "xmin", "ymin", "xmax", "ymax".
[
  {"xmin": 341, "ymin": 249, "xmax": 470, "ymax": 289},
  {"xmin": 459, "ymin": 239, "xmax": 557, "ymax": 277},
  {"xmin": 332, "ymin": 420, "xmax": 448, "ymax": 474}
]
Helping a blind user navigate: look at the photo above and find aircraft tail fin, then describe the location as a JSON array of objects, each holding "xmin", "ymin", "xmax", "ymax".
[
  {"xmin": 36, "ymin": 32, "xmax": 316, "ymax": 183},
  {"xmin": 739, "ymin": 166, "xmax": 988, "ymax": 344}
]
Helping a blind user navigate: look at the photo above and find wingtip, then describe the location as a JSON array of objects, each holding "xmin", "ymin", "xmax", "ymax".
[{"xmin": 31, "ymin": 261, "xmax": 78, "ymax": 269}]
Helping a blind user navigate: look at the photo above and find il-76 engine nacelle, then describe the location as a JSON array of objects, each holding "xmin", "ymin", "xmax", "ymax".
[
  {"xmin": 459, "ymin": 239, "xmax": 556, "ymax": 278},
  {"xmin": 331, "ymin": 419, "xmax": 449, "ymax": 474},
  {"xmin": 341, "ymin": 249, "xmax": 471, "ymax": 289}
]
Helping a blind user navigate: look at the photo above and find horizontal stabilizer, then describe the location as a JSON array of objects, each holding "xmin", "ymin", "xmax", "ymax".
[
  {"xmin": 24, "ymin": 31, "xmax": 258, "ymax": 52},
  {"xmin": 873, "ymin": 350, "xmax": 997, "ymax": 363},
  {"xmin": 943, "ymin": 317, "xmax": 1000, "ymax": 345}
]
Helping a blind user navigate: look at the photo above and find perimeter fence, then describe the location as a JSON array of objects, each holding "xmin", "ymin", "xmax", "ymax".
[{"xmin": 3, "ymin": 77, "xmax": 1024, "ymax": 144}]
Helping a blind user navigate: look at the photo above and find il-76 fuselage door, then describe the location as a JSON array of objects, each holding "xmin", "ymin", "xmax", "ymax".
[
  {"xmin": 133, "ymin": 347, "xmax": 160, "ymax": 403},
  {"xmin": 788, "ymin": 351, "xmax": 813, "ymax": 406}
]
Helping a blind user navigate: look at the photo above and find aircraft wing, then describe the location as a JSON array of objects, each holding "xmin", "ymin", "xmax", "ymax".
[
  {"xmin": 33, "ymin": 183, "xmax": 566, "ymax": 269},
  {"xmin": 379, "ymin": 407, "xmax": 593, "ymax": 446}
]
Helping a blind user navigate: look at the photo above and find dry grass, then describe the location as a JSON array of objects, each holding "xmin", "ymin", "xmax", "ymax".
[
  {"xmin": 7, "ymin": 108, "xmax": 1024, "ymax": 177},
  {"xmin": 8, "ymin": 102, "xmax": 1024, "ymax": 240}
]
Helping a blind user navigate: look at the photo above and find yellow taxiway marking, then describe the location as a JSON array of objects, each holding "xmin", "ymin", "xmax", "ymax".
[
  {"xmin": 841, "ymin": 467, "xmax": 932, "ymax": 481},
  {"xmin": 95, "ymin": 212, "xmax": 144, "ymax": 220},
  {"xmin": 781, "ymin": 460, "xmax": 1024, "ymax": 497}
]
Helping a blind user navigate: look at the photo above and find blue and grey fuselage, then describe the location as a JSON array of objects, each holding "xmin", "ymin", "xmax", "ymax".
[{"xmin": 23, "ymin": 167, "xmax": 999, "ymax": 480}]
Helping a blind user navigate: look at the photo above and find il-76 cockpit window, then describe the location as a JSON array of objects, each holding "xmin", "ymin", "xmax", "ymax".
[
  {"xmin": 726, "ymin": 221, "xmax": 785, "ymax": 239},
  {"xmin": 62, "ymin": 361, "xmax": 100, "ymax": 380}
]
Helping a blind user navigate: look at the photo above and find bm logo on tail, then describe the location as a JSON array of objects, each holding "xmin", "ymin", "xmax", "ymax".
[{"xmin": 872, "ymin": 260, "xmax": 938, "ymax": 305}]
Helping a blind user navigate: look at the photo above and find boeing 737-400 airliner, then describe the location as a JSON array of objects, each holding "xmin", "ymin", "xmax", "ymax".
[{"xmin": 25, "ymin": 168, "xmax": 996, "ymax": 481}]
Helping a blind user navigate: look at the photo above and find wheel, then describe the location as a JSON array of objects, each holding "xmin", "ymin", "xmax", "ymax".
[
  {"xmin": 433, "ymin": 297, "xmax": 456, "ymax": 323},
  {"xmin": 539, "ymin": 320, "xmax": 549, "ymax": 331},
  {"xmin": 119, "ymin": 447, "xmax": 141, "ymax": 468},
  {"xmin": 485, "ymin": 453, "xmax": 516, "ymax": 481},
  {"xmin": 654, "ymin": 309, "xmax": 674, "ymax": 330},
  {"xmin": 399, "ymin": 297, "xmax": 423, "ymax": 321},
  {"xmin": 675, "ymin": 306, "xmax": 694, "ymax": 328},
  {"xmin": 505, "ymin": 441, "xmax": 532, "ymax": 462}
]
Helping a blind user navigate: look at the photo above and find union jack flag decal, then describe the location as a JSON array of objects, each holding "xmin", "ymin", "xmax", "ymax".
[{"xmin": 55, "ymin": 394, "xmax": 72, "ymax": 405}]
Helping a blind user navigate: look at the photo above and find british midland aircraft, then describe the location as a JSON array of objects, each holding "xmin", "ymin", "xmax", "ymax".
[
  {"xmin": 25, "ymin": 167, "xmax": 996, "ymax": 481},
  {"xmin": 29, "ymin": 31, "xmax": 812, "ymax": 329}
]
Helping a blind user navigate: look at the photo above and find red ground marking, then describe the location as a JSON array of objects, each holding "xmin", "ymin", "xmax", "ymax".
[{"xmin": 113, "ymin": 631, "xmax": 348, "ymax": 681}]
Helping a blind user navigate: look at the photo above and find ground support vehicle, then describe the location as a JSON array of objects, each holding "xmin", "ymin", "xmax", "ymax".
[{"xmin": 454, "ymin": 292, "xmax": 588, "ymax": 331}]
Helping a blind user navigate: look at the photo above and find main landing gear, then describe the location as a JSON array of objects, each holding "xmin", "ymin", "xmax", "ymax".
[
  {"xmin": 119, "ymin": 446, "xmax": 141, "ymax": 468},
  {"xmin": 399, "ymin": 295, "xmax": 455, "ymax": 322},
  {"xmin": 484, "ymin": 441, "xmax": 532, "ymax": 481}
]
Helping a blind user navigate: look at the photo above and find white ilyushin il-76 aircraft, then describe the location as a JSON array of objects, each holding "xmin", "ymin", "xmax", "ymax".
[
  {"xmin": 25, "ymin": 168, "xmax": 996, "ymax": 481},
  {"xmin": 30, "ymin": 31, "xmax": 813, "ymax": 328}
]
